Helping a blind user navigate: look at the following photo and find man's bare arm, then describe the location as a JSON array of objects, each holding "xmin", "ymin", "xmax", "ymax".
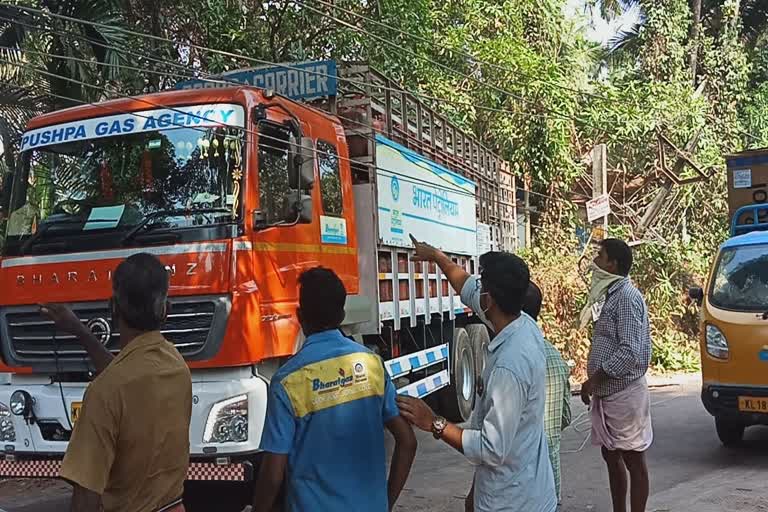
[
  {"xmin": 70, "ymin": 484, "xmax": 103, "ymax": 512},
  {"xmin": 385, "ymin": 416, "xmax": 417, "ymax": 510},
  {"xmin": 410, "ymin": 235, "xmax": 471, "ymax": 294},
  {"xmin": 251, "ymin": 453, "xmax": 287, "ymax": 512},
  {"xmin": 41, "ymin": 304, "xmax": 114, "ymax": 374}
]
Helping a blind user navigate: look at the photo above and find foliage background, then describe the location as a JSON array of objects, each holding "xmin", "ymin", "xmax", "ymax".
[{"xmin": 2, "ymin": 0, "xmax": 768, "ymax": 377}]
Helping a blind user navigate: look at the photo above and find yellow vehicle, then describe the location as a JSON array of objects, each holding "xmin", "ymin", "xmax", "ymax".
[{"xmin": 690, "ymin": 198, "xmax": 768, "ymax": 445}]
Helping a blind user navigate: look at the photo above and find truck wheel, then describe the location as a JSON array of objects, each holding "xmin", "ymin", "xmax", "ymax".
[
  {"xmin": 466, "ymin": 324, "xmax": 490, "ymax": 380},
  {"xmin": 437, "ymin": 327, "xmax": 475, "ymax": 423},
  {"xmin": 715, "ymin": 417, "xmax": 745, "ymax": 447}
]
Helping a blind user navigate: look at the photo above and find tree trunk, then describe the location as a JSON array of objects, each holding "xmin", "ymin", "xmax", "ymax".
[
  {"xmin": 689, "ymin": 0, "xmax": 702, "ymax": 85},
  {"xmin": 731, "ymin": 0, "xmax": 742, "ymax": 32}
]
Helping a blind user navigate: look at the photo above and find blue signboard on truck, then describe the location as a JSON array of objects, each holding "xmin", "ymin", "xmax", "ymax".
[{"xmin": 174, "ymin": 60, "xmax": 338, "ymax": 100}]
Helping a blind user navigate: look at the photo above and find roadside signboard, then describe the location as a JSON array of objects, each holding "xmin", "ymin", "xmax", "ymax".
[{"xmin": 586, "ymin": 195, "xmax": 611, "ymax": 223}]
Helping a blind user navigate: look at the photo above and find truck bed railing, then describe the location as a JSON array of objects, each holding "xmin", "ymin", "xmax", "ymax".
[{"xmin": 731, "ymin": 204, "xmax": 768, "ymax": 236}]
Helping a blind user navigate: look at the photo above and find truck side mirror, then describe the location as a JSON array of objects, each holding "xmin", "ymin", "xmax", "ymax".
[
  {"xmin": 298, "ymin": 137, "xmax": 315, "ymax": 190},
  {"xmin": 297, "ymin": 194, "xmax": 313, "ymax": 223},
  {"xmin": 289, "ymin": 137, "xmax": 315, "ymax": 191},
  {"xmin": 689, "ymin": 287, "xmax": 704, "ymax": 306}
]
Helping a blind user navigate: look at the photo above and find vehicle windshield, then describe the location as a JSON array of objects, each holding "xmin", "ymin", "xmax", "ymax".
[
  {"xmin": 2, "ymin": 106, "xmax": 246, "ymax": 256},
  {"xmin": 710, "ymin": 243, "xmax": 768, "ymax": 312}
]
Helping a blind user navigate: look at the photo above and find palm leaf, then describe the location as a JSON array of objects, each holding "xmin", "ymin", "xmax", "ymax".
[
  {"xmin": 607, "ymin": 21, "xmax": 642, "ymax": 52},
  {"xmin": 600, "ymin": 0, "xmax": 641, "ymax": 20}
]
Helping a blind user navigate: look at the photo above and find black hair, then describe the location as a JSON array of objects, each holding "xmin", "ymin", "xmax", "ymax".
[
  {"xmin": 522, "ymin": 282, "xmax": 543, "ymax": 321},
  {"xmin": 112, "ymin": 253, "xmax": 170, "ymax": 331},
  {"xmin": 478, "ymin": 251, "xmax": 530, "ymax": 316},
  {"xmin": 298, "ymin": 267, "xmax": 346, "ymax": 333},
  {"xmin": 600, "ymin": 238, "xmax": 633, "ymax": 276}
]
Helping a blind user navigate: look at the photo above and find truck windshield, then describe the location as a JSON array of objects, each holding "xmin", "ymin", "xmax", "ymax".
[
  {"xmin": 710, "ymin": 243, "xmax": 768, "ymax": 312},
  {"xmin": 2, "ymin": 125, "xmax": 245, "ymax": 256}
]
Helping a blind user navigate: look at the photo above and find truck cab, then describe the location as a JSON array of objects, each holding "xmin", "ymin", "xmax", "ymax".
[{"xmin": 0, "ymin": 63, "xmax": 518, "ymax": 491}]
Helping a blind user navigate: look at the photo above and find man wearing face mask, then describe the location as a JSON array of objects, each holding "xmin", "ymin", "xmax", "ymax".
[
  {"xmin": 40, "ymin": 253, "xmax": 192, "ymax": 512},
  {"xmin": 398, "ymin": 235, "xmax": 556, "ymax": 512},
  {"xmin": 580, "ymin": 239, "xmax": 652, "ymax": 512}
]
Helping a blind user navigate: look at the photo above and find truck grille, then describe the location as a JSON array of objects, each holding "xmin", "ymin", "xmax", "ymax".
[{"xmin": 0, "ymin": 296, "xmax": 230, "ymax": 371}]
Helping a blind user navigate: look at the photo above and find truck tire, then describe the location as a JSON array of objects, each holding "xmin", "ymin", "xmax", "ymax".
[
  {"xmin": 437, "ymin": 327, "xmax": 475, "ymax": 423},
  {"xmin": 715, "ymin": 417, "xmax": 745, "ymax": 447},
  {"xmin": 466, "ymin": 324, "xmax": 490, "ymax": 380}
]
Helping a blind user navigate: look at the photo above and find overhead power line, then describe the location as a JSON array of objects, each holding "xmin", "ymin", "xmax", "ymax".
[
  {"xmin": 301, "ymin": 0, "xmax": 617, "ymax": 103},
  {"xmin": 6, "ymin": 4, "xmax": 597, "ymax": 130}
]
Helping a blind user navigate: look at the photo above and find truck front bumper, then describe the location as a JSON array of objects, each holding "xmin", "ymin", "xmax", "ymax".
[
  {"xmin": 0, "ymin": 456, "xmax": 255, "ymax": 481},
  {"xmin": 0, "ymin": 369, "xmax": 267, "ymax": 481},
  {"xmin": 701, "ymin": 383, "xmax": 768, "ymax": 425}
]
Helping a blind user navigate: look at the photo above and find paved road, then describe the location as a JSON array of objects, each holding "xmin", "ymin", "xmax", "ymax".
[{"xmin": 4, "ymin": 374, "xmax": 768, "ymax": 511}]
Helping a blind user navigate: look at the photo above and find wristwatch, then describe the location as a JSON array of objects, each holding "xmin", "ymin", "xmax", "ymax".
[{"xmin": 431, "ymin": 416, "xmax": 448, "ymax": 439}]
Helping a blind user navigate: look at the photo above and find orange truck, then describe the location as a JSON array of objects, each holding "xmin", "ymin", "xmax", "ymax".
[
  {"xmin": 0, "ymin": 63, "xmax": 519, "ymax": 487},
  {"xmin": 689, "ymin": 148, "xmax": 768, "ymax": 446}
]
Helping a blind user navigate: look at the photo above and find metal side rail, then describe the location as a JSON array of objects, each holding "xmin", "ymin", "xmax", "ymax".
[
  {"xmin": 384, "ymin": 343, "xmax": 450, "ymax": 398},
  {"xmin": 385, "ymin": 344, "xmax": 449, "ymax": 380},
  {"xmin": 396, "ymin": 370, "xmax": 450, "ymax": 399},
  {"xmin": 731, "ymin": 204, "xmax": 768, "ymax": 236}
]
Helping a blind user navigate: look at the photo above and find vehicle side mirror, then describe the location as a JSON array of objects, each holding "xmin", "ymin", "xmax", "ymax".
[
  {"xmin": 298, "ymin": 137, "xmax": 315, "ymax": 190},
  {"xmin": 689, "ymin": 287, "xmax": 704, "ymax": 306},
  {"xmin": 289, "ymin": 137, "xmax": 315, "ymax": 191},
  {"xmin": 252, "ymin": 210, "xmax": 266, "ymax": 230}
]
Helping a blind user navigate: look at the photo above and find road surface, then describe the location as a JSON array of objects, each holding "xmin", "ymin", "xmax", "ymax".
[{"xmin": 3, "ymin": 374, "xmax": 768, "ymax": 511}]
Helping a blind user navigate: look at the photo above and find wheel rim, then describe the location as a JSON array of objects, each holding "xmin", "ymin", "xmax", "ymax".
[{"xmin": 460, "ymin": 348, "xmax": 473, "ymax": 401}]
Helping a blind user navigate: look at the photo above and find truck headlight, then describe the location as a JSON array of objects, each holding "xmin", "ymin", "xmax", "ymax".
[
  {"xmin": 706, "ymin": 324, "xmax": 729, "ymax": 359},
  {"xmin": 203, "ymin": 395, "xmax": 248, "ymax": 444},
  {"xmin": 0, "ymin": 403, "xmax": 16, "ymax": 442},
  {"xmin": 9, "ymin": 391, "xmax": 31, "ymax": 417}
]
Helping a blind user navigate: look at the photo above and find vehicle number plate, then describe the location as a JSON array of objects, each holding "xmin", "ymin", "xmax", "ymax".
[
  {"xmin": 738, "ymin": 396, "xmax": 768, "ymax": 413},
  {"xmin": 70, "ymin": 402, "xmax": 83, "ymax": 423}
]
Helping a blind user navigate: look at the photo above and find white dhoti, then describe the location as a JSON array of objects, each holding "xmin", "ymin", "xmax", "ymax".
[{"xmin": 591, "ymin": 377, "xmax": 653, "ymax": 452}]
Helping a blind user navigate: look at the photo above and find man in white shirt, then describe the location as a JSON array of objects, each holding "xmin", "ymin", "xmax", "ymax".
[{"xmin": 398, "ymin": 235, "xmax": 557, "ymax": 512}]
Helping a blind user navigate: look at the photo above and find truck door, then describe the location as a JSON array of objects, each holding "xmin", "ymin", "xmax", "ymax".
[{"xmin": 250, "ymin": 118, "xmax": 357, "ymax": 358}]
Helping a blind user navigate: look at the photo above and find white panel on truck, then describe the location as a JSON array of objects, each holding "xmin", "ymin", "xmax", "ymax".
[{"xmin": 375, "ymin": 135, "xmax": 478, "ymax": 255}]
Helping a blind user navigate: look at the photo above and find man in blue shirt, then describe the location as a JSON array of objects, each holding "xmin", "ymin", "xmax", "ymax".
[
  {"xmin": 248, "ymin": 267, "xmax": 417, "ymax": 512},
  {"xmin": 398, "ymin": 236, "xmax": 556, "ymax": 512}
]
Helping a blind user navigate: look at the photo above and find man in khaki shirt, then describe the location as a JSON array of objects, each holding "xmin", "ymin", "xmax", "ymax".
[{"xmin": 42, "ymin": 253, "xmax": 192, "ymax": 512}]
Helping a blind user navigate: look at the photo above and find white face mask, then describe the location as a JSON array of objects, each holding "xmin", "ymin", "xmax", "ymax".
[
  {"xmin": 588, "ymin": 263, "xmax": 623, "ymax": 295},
  {"xmin": 477, "ymin": 291, "xmax": 495, "ymax": 332},
  {"xmin": 578, "ymin": 263, "xmax": 624, "ymax": 329}
]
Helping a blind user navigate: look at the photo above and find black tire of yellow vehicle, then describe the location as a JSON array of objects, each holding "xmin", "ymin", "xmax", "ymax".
[{"xmin": 715, "ymin": 417, "xmax": 745, "ymax": 447}]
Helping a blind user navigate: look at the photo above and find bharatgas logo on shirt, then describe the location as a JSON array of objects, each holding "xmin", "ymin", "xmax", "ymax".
[
  {"xmin": 309, "ymin": 361, "xmax": 372, "ymax": 408},
  {"xmin": 312, "ymin": 368, "xmax": 354, "ymax": 392},
  {"xmin": 20, "ymin": 103, "xmax": 246, "ymax": 152}
]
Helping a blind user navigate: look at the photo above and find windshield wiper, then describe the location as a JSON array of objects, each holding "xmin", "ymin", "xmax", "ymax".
[
  {"xmin": 121, "ymin": 208, "xmax": 233, "ymax": 246},
  {"xmin": 18, "ymin": 216, "xmax": 84, "ymax": 256}
]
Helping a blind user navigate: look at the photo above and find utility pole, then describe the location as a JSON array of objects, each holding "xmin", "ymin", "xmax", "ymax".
[
  {"xmin": 524, "ymin": 176, "xmax": 531, "ymax": 249},
  {"xmin": 592, "ymin": 143, "xmax": 608, "ymax": 231}
]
